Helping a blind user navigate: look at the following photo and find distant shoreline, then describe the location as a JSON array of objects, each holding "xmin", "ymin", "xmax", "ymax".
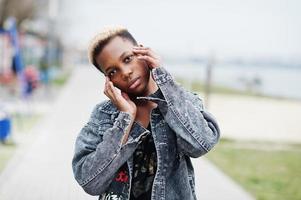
[{"xmin": 166, "ymin": 62, "xmax": 301, "ymax": 100}]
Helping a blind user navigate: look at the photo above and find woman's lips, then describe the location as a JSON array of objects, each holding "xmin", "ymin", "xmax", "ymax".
[{"xmin": 128, "ymin": 77, "xmax": 141, "ymax": 90}]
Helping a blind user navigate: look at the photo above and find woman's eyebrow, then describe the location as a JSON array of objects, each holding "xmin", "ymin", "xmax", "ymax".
[
  {"xmin": 104, "ymin": 66, "xmax": 113, "ymax": 74},
  {"xmin": 104, "ymin": 51, "xmax": 131, "ymax": 73},
  {"xmin": 119, "ymin": 51, "xmax": 131, "ymax": 60}
]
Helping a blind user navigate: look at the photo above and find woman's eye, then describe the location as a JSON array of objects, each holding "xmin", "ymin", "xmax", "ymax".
[
  {"xmin": 124, "ymin": 55, "xmax": 134, "ymax": 63},
  {"xmin": 108, "ymin": 69, "xmax": 117, "ymax": 77}
]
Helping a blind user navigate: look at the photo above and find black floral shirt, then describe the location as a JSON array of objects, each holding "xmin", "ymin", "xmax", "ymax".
[{"xmin": 130, "ymin": 124, "xmax": 157, "ymax": 200}]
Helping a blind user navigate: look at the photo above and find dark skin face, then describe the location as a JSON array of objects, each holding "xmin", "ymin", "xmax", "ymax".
[
  {"xmin": 96, "ymin": 36, "xmax": 155, "ymax": 98},
  {"xmin": 94, "ymin": 35, "xmax": 161, "ymax": 130}
]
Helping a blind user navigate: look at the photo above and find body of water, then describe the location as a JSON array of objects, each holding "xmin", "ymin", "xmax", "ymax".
[{"xmin": 165, "ymin": 62, "xmax": 301, "ymax": 100}]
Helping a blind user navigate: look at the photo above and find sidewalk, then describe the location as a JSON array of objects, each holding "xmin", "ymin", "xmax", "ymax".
[{"xmin": 0, "ymin": 66, "xmax": 254, "ymax": 200}]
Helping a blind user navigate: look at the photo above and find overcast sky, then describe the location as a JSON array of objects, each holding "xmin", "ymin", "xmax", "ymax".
[{"xmin": 56, "ymin": 0, "xmax": 301, "ymax": 61}]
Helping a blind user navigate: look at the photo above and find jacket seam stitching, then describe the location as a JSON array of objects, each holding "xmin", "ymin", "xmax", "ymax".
[{"xmin": 170, "ymin": 106, "xmax": 210, "ymax": 152}]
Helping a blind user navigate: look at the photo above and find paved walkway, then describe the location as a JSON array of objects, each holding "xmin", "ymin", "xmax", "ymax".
[{"xmin": 0, "ymin": 66, "xmax": 254, "ymax": 200}]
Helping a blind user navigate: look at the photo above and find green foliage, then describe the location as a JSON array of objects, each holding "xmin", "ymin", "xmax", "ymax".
[{"xmin": 206, "ymin": 139, "xmax": 301, "ymax": 200}]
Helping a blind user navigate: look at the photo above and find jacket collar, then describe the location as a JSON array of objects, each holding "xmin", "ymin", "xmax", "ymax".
[
  {"xmin": 97, "ymin": 89, "xmax": 166, "ymax": 114},
  {"xmin": 97, "ymin": 100, "xmax": 119, "ymax": 114}
]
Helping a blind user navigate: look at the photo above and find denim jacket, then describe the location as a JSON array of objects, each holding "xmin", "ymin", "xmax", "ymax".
[{"xmin": 72, "ymin": 67, "xmax": 220, "ymax": 200}]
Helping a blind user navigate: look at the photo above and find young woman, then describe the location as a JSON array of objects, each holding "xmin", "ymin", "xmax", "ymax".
[{"xmin": 72, "ymin": 26, "xmax": 220, "ymax": 200}]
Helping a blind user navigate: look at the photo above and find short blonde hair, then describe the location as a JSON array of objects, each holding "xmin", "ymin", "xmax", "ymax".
[{"xmin": 88, "ymin": 26, "xmax": 137, "ymax": 72}]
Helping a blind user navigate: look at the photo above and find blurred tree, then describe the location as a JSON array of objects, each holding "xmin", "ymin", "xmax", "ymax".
[{"xmin": 0, "ymin": 0, "xmax": 36, "ymax": 28}]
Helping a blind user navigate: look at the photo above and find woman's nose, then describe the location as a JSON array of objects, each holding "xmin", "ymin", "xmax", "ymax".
[{"xmin": 121, "ymin": 66, "xmax": 133, "ymax": 80}]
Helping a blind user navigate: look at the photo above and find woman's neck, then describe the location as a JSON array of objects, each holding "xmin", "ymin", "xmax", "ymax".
[{"xmin": 144, "ymin": 75, "xmax": 158, "ymax": 96}]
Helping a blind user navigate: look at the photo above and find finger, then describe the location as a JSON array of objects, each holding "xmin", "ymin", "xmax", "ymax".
[
  {"xmin": 107, "ymin": 81, "xmax": 116, "ymax": 94},
  {"xmin": 104, "ymin": 79, "xmax": 116, "ymax": 100},
  {"xmin": 133, "ymin": 46, "xmax": 151, "ymax": 52},
  {"xmin": 104, "ymin": 77, "xmax": 108, "ymax": 94},
  {"xmin": 105, "ymin": 76, "xmax": 109, "ymax": 90},
  {"xmin": 109, "ymin": 81, "xmax": 124, "ymax": 103},
  {"xmin": 104, "ymin": 86, "xmax": 114, "ymax": 100},
  {"xmin": 137, "ymin": 55, "xmax": 158, "ymax": 66},
  {"xmin": 104, "ymin": 77, "xmax": 111, "ymax": 95},
  {"xmin": 104, "ymin": 90, "xmax": 110, "ymax": 98},
  {"xmin": 121, "ymin": 92, "xmax": 130, "ymax": 100},
  {"xmin": 107, "ymin": 81, "xmax": 117, "ymax": 98},
  {"xmin": 105, "ymin": 76, "xmax": 109, "ymax": 82},
  {"xmin": 133, "ymin": 50, "xmax": 159, "ymax": 63},
  {"xmin": 132, "ymin": 48, "xmax": 152, "ymax": 56},
  {"xmin": 104, "ymin": 85, "xmax": 114, "ymax": 99},
  {"xmin": 133, "ymin": 45, "xmax": 149, "ymax": 50}
]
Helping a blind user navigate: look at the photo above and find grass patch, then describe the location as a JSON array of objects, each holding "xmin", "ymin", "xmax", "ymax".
[{"xmin": 206, "ymin": 139, "xmax": 301, "ymax": 200}]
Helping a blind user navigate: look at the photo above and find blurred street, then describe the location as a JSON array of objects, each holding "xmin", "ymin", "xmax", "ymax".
[{"xmin": 0, "ymin": 65, "xmax": 254, "ymax": 200}]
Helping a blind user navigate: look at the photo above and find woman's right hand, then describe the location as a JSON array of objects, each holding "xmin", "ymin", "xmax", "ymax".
[{"xmin": 104, "ymin": 76, "xmax": 137, "ymax": 118}]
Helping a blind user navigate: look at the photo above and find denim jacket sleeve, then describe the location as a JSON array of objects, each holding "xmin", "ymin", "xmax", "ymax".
[
  {"xmin": 72, "ymin": 102, "xmax": 148, "ymax": 195},
  {"xmin": 152, "ymin": 67, "xmax": 220, "ymax": 158}
]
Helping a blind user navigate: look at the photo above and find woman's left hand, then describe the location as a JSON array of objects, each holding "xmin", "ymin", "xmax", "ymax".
[{"xmin": 132, "ymin": 46, "xmax": 162, "ymax": 69}]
